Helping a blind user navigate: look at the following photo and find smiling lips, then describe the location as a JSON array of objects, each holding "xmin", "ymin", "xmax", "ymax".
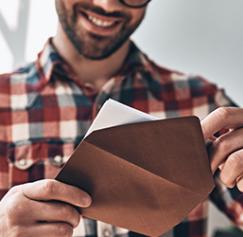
[
  {"xmin": 78, "ymin": 9, "xmax": 124, "ymax": 36},
  {"xmin": 87, "ymin": 14, "xmax": 115, "ymax": 28}
]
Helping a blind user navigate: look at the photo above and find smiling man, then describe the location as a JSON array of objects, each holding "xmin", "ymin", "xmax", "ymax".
[{"xmin": 0, "ymin": 0, "xmax": 243, "ymax": 237}]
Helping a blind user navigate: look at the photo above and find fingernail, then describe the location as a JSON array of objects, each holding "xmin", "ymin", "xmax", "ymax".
[{"xmin": 82, "ymin": 196, "xmax": 92, "ymax": 207}]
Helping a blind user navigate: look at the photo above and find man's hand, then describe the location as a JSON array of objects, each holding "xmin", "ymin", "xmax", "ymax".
[
  {"xmin": 0, "ymin": 179, "xmax": 92, "ymax": 237},
  {"xmin": 201, "ymin": 107, "xmax": 243, "ymax": 191}
]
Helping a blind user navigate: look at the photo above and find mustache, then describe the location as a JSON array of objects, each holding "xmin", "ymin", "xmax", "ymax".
[{"xmin": 74, "ymin": 2, "xmax": 131, "ymax": 20}]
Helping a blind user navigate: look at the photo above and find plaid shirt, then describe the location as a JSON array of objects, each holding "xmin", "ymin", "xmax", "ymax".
[{"xmin": 0, "ymin": 38, "xmax": 243, "ymax": 237}]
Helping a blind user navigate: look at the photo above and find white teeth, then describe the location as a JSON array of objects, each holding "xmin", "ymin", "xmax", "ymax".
[{"xmin": 88, "ymin": 15, "xmax": 115, "ymax": 28}]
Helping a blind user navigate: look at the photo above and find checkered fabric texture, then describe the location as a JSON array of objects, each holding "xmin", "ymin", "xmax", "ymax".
[{"xmin": 0, "ymin": 39, "xmax": 243, "ymax": 237}]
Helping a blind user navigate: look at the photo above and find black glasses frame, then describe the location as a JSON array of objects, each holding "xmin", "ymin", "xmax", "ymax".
[{"xmin": 119, "ymin": 0, "xmax": 151, "ymax": 8}]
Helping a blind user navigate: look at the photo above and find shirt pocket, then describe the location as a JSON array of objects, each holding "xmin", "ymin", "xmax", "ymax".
[{"xmin": 7, "ymin": 140, "xmax": 76, "ymax": 187}]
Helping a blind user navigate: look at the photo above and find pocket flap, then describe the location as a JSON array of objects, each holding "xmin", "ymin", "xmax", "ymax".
[{"xmin": 8, "ymin": 141, "xmax": 75, "ymax": 170}]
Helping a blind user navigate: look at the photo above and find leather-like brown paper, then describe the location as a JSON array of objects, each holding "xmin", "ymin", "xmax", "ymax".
[{"xmin": 56, "ymin": 116, "xmax": 215, "ymax": 236}]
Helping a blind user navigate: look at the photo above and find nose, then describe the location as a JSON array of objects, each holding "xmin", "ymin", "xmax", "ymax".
[{"xmin": 92, "ymin": 0, "xmax": 122, "ymax": 12}]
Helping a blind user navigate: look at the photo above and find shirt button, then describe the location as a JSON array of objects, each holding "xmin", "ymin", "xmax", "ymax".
[
  {"xmin": 54, "ymin": 155, "xmax": 62, "ymax": 163},
  {"xmin": 15, "ymin": 159, "xmax": 33, "ymax": 170},
  {"xmin": 52, "ymin": 155, "xmax": 69, "ymax": 167},
  {"xmin": 52, "ymin": 155, "xmax": 64, "ymax": 167},
  {"xmin": 102, "ymin": 228, "xmax": 112, "ymax": 237}
]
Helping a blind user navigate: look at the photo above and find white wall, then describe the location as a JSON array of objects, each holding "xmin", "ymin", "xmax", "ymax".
[
  {"xmin": 0, "ymin": 0, "xmax": 57, "ymax": 70},
  {"xmin": 133, "ymin": 0, "xmax": 243, "ymax": 106},
  {"xmin": 0, "ymin": 1, "xmax": 242, "ymax": 235}
]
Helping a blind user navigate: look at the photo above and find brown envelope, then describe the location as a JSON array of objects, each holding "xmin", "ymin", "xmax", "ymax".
[{"xmin": 56, "ymin": 116, "xmax": 215, "ymax": 236}]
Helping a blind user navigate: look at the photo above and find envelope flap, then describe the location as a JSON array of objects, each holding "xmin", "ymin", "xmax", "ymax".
[{"xmin": 85, "ymin": 116, "xmax": 214, "ymax": 195}]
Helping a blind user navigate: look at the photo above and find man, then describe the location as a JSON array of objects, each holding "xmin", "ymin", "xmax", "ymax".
[{"xmin": 0, "ymin": 0, "xmax": 243, "ymax": 236}]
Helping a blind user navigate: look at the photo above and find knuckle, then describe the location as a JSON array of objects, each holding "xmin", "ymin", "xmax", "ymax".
[
  {"xmin": 72, "ymin": 210, "xmax": 81, "ymax": 227},
  {"xmin": 60, "ymin": 206, "xmax": 80, "ymax": 227},
  {"xmin": 7, "ymin": 185, "xmax": 21, "ymax": 197},
  {"xmin": 43, "ymin": 179, "xmax": 57, "ymax": 196},
  {"xmin": 228, "ymin": 152, "xmax": 243, "ymax": 169},
  {"xmin": 57, "ymin": 224, "xmax": 73, "ymax": 236},
  {"xmin": 220, "ymin": 172, "xmax": 233, "ymax": 187},
  {"xmin": 220, "ymin": 152, "xmax": 243, "ymax": 187},
  {"xmin": 216, "ymin": 107, "xmax": 231, "ymax": 121}
]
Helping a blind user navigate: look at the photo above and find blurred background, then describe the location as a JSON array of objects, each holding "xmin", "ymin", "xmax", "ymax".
[{"xmin": 0, "ymin": 0, "xmax": 242, "ymax": 236}]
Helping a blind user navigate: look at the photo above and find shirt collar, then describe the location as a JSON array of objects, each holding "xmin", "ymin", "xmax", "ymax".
[
  {"xmin": 35, "ymin": 38, "xmax": 149, "ymax": 91},
  {"xmin": 36, "ymin": 38, "xmax": 68, "ymax": 84}
]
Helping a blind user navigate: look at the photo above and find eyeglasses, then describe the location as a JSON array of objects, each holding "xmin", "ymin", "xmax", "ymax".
[{"xmin": 119, "ymin": 0, "xmax": 151, "ymax": 8}]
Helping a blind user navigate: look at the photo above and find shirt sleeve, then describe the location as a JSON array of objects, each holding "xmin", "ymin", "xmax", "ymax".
[
  {"xmin": 0, "ymin": 138, "xmax": 9, "ymax": 200},
  {"xmin": 0, "ymin": 74, "xmax": 11, "ymax": 200},
  {"xmin": 209, "ymin": 88, "xmax": 243, "ymax": 229}
]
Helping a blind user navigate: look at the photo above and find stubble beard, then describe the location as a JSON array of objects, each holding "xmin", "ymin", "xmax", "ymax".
[{"xmin": 56, "ymin": 1, "xmax": 145, "ymax": 60}]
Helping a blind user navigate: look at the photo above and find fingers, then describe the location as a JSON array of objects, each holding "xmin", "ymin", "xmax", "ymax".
[
  {"xmin": 34, "ymin": 223, "xmax": 73, "ymax": 237},
  {"xmin": 0, "ymin": 182, "xmax": 84, "ymax": 237},
  {"xmin": 220, "ymin": 149, "xmax": 243, "ymax": 190},
  {"xmin": 22, "ymin": 179, "xmax": 92, "ymax": 208},
  {"xmin": 33, "ymin": 223, "xmax": 74, "ymax": 237},
  {"xmin": 3, "ymin": 189, "xmax": 81, "ymax": 228},
  {"xmin": 210, "ymin": 128, "xmax": 243, "ymax": 173},
  {"xmin": 13, "ymin": 223, "xmax": 74, "ymax": 237},
  {"xmin": 201, "ymin": 107, "xmax": 243, "ymax": 140},
  {"xmin": 31, "ymin": 201, "xmax": 81, "ymax": 228}
]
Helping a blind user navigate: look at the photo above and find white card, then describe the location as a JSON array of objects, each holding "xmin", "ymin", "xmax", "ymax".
[{"xmin": 85, "ymin": 99, "xmax": 158, "ymax": 138}]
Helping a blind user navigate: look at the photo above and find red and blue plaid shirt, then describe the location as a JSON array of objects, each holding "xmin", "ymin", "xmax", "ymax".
[{"xmin": 0, "ymin": 38, "xmax": 243, "ymax": 237}]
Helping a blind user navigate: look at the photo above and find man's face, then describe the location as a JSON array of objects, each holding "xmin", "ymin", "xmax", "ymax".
[{"xmin": 55, "ymin": 0, "xmax": 146, "ymax": 60}]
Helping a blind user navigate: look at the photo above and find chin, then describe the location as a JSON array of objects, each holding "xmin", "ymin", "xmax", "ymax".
[
  {"xmin": 79, "ymin": 50, "xmax": 115, "ymax": 60},
  {"xmin": 75, "ymin": 42, "xmax": 125, "ymax": 60}
]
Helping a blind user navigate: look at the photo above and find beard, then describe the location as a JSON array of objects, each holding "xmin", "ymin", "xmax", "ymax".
[{"xmin": 55, "ymin": 1, "xmax": 145, "ymax": 60}]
